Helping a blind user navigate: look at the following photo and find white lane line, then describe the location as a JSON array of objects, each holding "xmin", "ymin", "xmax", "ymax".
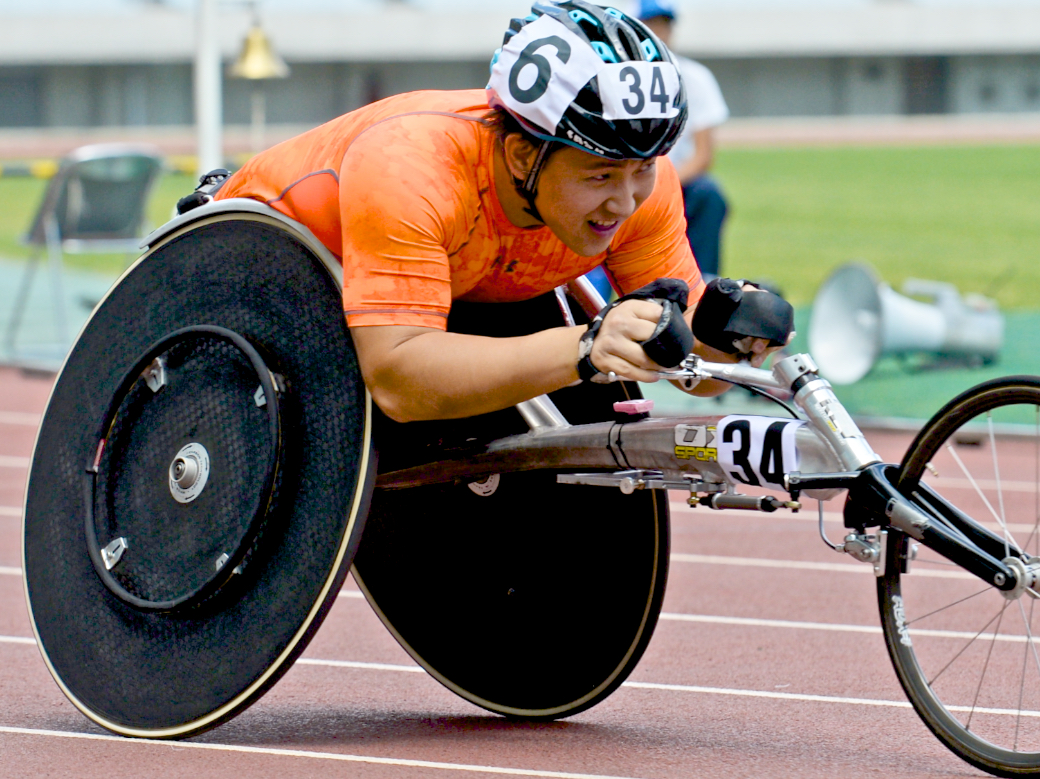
[
  {"xmin": 658, "ymin": 612, "xmax": 1040, "ymax": 645},
  {"xmin": 624, "ymin": 681, "xmax": 1040, "ymax": 718},
  {"xmin": 0, "ymin": 412, "xmax": 40, "ymax": 427},
  {"xmin": 623, "ymin": 681, "xmax": 912, "ymax": 710},
  {"xmin": 338, "ymin": 589, "xmax": 364, "ymax": 599},
  {"xmin": 0, "ymin": 567, "xmax": 21, "ymax": 577},
  {"xmin": 0, "ymin": 726, "xmax": 649, "ymax": 779},
  {"xmin": 4, "ymin": 607, "xmax": 1033, "ymax": 651},
  {"xmin": 2, "ymin": 655, "xmax": 1033, "ymax": 722},
  {"xmin": 0, "ymin": 636, "xmax": 34, "ymax": 646},
  {"xmin": 659, "ymin": 613, "xmax": 882, "ymax": 635},
  {"xmin": 670, "ymin": 553, "xmax": 974, "ymax": 579},
  {"xmin": 669, "ymin": 502, "xmax": 1040, "ymax": 537},
  {"xmin": 927, "ymin": 478, "xmax": 1040, "ymax": 494},
  {"xmin": 0, "ymin": 456, "xmax": 29, "ymax": 469},
  {"xmin": 0, "ymin": 506, "xmax": 20, "ymax": 517},
  {"xmin": 7, "ymin": 636, "xmax": 1040, "ymax": 716}
]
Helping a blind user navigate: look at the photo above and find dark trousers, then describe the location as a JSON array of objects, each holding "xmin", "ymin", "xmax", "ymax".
[{"xmin": 682, "ymin": 175, "xmax": 728, "ymax": 278}]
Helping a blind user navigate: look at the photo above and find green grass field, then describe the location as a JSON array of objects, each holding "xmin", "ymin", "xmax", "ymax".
[
  {"xmin": 1, "ymin": 143, "xmax": 1038, "ymax": 420},
  {"xmin": 715, "ymin": 144, "xmax": 1040, "ymax": 309},
  {"xmin": 1, "ymin": 144, "xmax": 1038, "ymax": 310},
  {"xmin": 0, "ymin": 173, "xmax": 196, "ymax": 273}
]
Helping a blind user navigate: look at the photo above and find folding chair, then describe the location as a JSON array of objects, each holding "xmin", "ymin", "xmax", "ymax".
[{"xmin": 3, "ymin": 143, "xmax": 163, "ymax": 363}]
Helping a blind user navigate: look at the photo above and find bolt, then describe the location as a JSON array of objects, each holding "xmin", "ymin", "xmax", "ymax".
[
  {"xmin": 171, "ymin": 456, "xmax": 199, "ymax": 489},
  {"xmin": 995, "ymin": 573, "xmax": 1007, "ymax": 587}
]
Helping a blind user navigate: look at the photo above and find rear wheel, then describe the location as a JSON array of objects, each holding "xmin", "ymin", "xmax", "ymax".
[
  {"xmin": 878, "ymin": 377, "xmax": 1040, "ymax": 776},
  {"xmin": 355, "ymin": 292, "xmax": 669, "ymax": 719}
]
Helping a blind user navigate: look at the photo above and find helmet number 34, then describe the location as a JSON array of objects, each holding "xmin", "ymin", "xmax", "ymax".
[
  {"xmin": 507, "ymin": 36, "xmax": 679, "ymax": 120},
  {"xmin": 619, "ymin": 65, "xmax": 670, "ymax": 114},
  {"xmin": 488, "ymin": 12, "xmax": 683, "ymax": 149},
  {"xmin": 601, "ymin": 62, "xmax": 679, "ymax": 119}
]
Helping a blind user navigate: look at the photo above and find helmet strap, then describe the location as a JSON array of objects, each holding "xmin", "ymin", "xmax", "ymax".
[{"xmin": 516, "ymin": 139, "xmax": 555, "ymax": 224}]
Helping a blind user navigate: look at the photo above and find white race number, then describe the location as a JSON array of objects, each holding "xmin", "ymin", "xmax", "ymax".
[
  {"xmin": 599, "ymin": 61, "xmax": 681, "ymax": 121},
  {"xmin": 715, "ymin": 415, "xmax": 804, "ymax": 489},
  {"xmin": 489, "ymin": 15, "xmax": 604, "ymax": 135}
]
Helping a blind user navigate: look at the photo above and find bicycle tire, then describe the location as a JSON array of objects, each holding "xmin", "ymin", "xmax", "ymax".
[{"xmin": 878, "ymin": 376, "xmax": 1040, "ymax": 776}]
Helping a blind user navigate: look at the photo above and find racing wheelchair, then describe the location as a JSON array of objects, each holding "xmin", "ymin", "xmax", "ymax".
[{"xmin": 20, "ymin": 199, "xmax": 1040, "ymax": 778}]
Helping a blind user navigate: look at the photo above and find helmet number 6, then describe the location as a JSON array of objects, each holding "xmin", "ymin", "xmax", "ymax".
[{"xmin": 509, "ymin": 36, "xmax": 572, "ymax": 104}]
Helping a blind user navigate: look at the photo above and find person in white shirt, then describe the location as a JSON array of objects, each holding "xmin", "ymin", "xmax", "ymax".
[{"xmin": 638, "ymin": 0, "xmax": 730, "ymax": 278}]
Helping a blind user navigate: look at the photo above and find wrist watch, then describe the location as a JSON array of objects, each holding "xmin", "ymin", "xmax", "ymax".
[{"xmin": 576, "ymin": 326, "xmax": 601, "ymax": 382}]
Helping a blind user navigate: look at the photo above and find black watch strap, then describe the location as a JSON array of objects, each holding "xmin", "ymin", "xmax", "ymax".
[
  {"xmin": 576, "ymin": 325, "xmax": 603, "ymax": 381},
  {"xmin": 575, "ymin": 277, "xmax": 695, "ymax": 382}
]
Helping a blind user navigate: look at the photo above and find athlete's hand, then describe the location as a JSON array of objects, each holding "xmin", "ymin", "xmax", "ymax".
[{"xmin": 586, "ymin": 298, "xmax": 670, "ymax": 382}]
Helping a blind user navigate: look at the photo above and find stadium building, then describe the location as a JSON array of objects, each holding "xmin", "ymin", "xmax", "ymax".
[{"xmin": 1, "ymin": 0, "xmax": 1039, "ymax": 130}]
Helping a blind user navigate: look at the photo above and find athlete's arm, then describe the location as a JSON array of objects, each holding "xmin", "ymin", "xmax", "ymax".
[
  {"xmin": 351, "ymin": 296, "xmax": 746, "ymax": 423},
  {"xmin": 351, "ymin": 323, "xmax": 586, "ymax": 423}
]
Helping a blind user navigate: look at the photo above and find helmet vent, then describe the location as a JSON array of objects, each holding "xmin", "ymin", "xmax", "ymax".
[
  {"xmin": 615, "ymin": 24, "xmax": 642, "ymax": 62},
  {"xmin": 591, "ymin": 41, "xmax": 618, "ymax": 63}
]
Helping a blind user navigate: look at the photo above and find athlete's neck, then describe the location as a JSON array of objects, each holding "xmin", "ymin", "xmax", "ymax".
[{"xmin": 492, "ymin": 142, "xmax": 544, "ymax": 230}]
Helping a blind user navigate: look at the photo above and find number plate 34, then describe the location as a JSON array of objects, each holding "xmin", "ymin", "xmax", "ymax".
[{"xmin": 714, "ymin": 415, "xmax": 805, "ymax": 489}]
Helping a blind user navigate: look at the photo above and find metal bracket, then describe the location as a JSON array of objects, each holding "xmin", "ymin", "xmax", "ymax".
[
  {"xmin": 142, "ymin": 357, "xmax": 167, "ymax": 393},
  {"xmin": 101, "ymin": 537, "xmax": 128, "ymax": 571},
  {"xmin": 254, "ymin": 372, "xmax": 285, "ymax": 408},
  {"xmin": 557, "ymin": 470, "xmax": 722, "ymax": 495}
]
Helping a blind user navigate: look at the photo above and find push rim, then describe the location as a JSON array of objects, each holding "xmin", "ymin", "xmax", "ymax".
[{"xmin": 84, "ymin": 325, "xmax": 283, "ymax": 613}]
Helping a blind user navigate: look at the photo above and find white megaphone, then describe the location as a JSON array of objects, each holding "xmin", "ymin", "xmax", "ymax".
[{"xmin": 808, "ymin": 263, "xmax": 1004, "ymax": 385}]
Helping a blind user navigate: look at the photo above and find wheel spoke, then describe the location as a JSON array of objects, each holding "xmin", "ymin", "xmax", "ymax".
[
  {"xmin": 945, "ymin": 442, "xmax": 1021, "ymax": 554},
  {"xmin": 1027, "ymin": 407, "xmax": 1040, "ymax": 558},
  {"xmin": 906, "ymin": 584, "xmax": 994, "ymax": 627},
  {"xmin": 987, "ymin": 413, "xmax": 1011, "ymax": 559},
  {"xmin": 966, "ymin": 601, "xmax": 1008, "ymax": 733},
  {"xmin": 927, "ymin": 601, "xmax": 1009, "ymax": 688}
]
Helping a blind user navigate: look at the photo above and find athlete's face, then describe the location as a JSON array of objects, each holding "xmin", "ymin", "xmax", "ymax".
[{"xmin": 535, "ymin": 146, "xmax": 658, "ymax": 257}]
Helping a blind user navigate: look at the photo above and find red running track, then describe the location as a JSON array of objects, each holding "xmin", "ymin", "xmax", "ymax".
[{"xmin": 0, "ymin": 366, "xmax": 989, "ymax": 778}]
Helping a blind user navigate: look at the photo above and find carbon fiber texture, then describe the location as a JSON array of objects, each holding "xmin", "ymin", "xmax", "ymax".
[
  {"xmin": 24, "ymin": 218, "xmax": 370, "ymax": 733},
  {"xmin": 358, "ymin": 292, "xmax": 670, "ymax": 717},
  {"xmin": 94, "ymin": 335, "xmax": 277, "ymax": 604}
]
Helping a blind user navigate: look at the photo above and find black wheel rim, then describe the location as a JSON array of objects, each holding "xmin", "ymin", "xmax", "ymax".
[{"xmin": 880, "ymin": 377, "xmax": 1040, "ymax": 775}]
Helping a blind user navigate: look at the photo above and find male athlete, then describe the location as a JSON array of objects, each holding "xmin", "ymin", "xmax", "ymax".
[{"xmin": 216, "ymin": 0, "xmax": 791, "ymax": 424}]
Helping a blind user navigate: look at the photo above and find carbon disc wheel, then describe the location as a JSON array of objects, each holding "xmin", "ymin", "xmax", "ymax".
[
  {"xmin": 22, "ymin": 204, "xmax": 374, "ymax": 738},
  {"xmin": 879, "ymin": 376, "xmax": 1040, "ymax": 776},
  {"xmin": 355, "ymin": 293, "xmax": 669, "ymax": 719}
]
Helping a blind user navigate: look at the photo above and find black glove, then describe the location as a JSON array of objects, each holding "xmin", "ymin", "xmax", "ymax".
[
  {"xmin": 577, "ymin": 278, "xmax": 695, "ymax": 381},
  {"xmin": 690, "ymin": 278, "xmax": 794, "ymax": 356}
]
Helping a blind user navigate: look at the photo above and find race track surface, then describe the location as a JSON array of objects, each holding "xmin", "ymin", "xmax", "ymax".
[{"xmin": 0, "ymin": 366, "xmax": 987, "ymax": 778}]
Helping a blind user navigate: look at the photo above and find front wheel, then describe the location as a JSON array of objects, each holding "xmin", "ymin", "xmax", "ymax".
[{"xmin": 878, "ymin": 376, "xmax": 1040, "ymax": 776}]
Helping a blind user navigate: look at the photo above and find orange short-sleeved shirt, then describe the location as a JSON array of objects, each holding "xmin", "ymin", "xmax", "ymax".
[{"xmin": 217, "ymin": 89, "xmax": 703, "ymax": 329}]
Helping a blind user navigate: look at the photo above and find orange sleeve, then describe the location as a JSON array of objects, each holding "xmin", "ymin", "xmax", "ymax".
[
  {"xmin": 337, "ymin": 115, "xmax": 481, "ymax": 329},
  {"xmin": 603, "ymin": 157, "xmax": 705, "ymax": 306}
]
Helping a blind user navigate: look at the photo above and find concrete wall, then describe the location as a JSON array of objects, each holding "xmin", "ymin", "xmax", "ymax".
[
  {"xmin": 2, "ymin": 4, "xmax": 1040, "ymax": 129},
  {"xmin": 1, "ymin": 55, "xmax": 1038, "ymax": 128}
]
